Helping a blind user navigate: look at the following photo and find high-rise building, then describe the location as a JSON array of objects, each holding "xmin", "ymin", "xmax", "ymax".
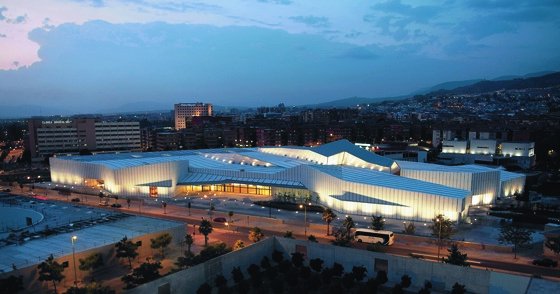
[
  {"xmin": 27, "ymin": 118, "xmax": 141, "ymax": 158},
  {"xmin": 174, "ymin": 102, "xmax": 213, "ymax": 130}
]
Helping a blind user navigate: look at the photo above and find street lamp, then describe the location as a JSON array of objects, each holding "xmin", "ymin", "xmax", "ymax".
[
  {"xmin": 436, "ymin": 218, "xmax": 442, "ymax": 260},
  {"xmin": 71, "ymin": 235, "xmax": 78, "ymax": 287},
  {"xmin": 299, "ymin": 202, "xmax": 311, "ymax": 236}
]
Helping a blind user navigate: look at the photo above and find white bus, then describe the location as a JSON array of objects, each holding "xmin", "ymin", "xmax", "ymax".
[{"xmin": 354, "ymin": 229, "xmax": 395, "ymax": 245}]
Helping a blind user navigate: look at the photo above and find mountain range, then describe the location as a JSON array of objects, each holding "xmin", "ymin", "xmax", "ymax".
[
  {"xmin": 1, "ymin": 71, "xmax": 558, "ymax": 118},
  {"xmin": 312, "ymin": 71, "xmax": 559, "ymax": 108}
]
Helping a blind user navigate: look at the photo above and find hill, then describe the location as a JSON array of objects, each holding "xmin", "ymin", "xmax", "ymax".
[{"xmin": 433, "ymin": 72, "xmax": 560, "ymax": 95}]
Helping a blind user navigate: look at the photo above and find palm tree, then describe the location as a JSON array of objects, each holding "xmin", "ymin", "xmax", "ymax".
[
  {"xmin": 198, "ymin": 219, "xmax": 213, "ymax": 246},
  {"xmin": 322, "ymin": 208, "xmax": 337, "ymax": 236}
]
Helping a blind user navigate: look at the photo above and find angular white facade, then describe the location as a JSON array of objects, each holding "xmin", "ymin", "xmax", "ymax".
[{"xmin": 49, "ymin": 140, "xmax": 521, "ymax": 222}]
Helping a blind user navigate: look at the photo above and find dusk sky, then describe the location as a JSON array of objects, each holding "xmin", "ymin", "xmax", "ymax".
[{"xmin": 1, "ymin": 0, "xmax": 559, "ymax": 116}]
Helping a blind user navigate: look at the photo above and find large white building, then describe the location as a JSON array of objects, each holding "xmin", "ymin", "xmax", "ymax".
[{"xmin": 49, "ymin": 140, "xmax": 526, "ymax": 222}]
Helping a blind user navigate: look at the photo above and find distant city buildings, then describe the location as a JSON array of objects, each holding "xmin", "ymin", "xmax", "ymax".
[
  {"xmin": 433, "ymin": 129, "xmax": 536, "ymax": 169},
  {"xmin": 27, "ymin": 118, "xmax": 140, "ymax": 159},
  {"xmin": 174, "ymin": 102, "xmax": 213, "ymax": 130}
]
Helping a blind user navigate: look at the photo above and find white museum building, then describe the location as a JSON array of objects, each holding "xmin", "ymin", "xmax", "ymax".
[{"xmin": 49, "ymin": 140, "xmax": 526, "ymax": 222}]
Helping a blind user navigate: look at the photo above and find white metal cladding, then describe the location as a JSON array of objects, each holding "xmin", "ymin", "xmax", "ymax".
[{"xmin": 397, "ymin": 161, "xmax": 521, "ymax": 205}]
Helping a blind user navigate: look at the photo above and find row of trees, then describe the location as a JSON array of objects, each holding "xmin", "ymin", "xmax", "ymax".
[
  {"xmin": 34, "ymin": 233, "xmax": 174, "ymax": 293},
  {"xmin": 196, "ymin": 250, "xmax": 470, "ymax": 294}
]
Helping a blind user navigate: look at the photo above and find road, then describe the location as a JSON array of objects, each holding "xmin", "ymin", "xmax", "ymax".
[{"xmin": 17, "ymin": 187, "xmax": 560, "ymax": 281}]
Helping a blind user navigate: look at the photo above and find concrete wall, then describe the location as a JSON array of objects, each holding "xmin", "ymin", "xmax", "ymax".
[
  {"xmin": 0, "ymin": 224, "xmax": 184, "ymax": 293},
  {"xmin": 129, "ymin": 237, "xmax": 275, "ymax": 294},
  {"xmin": 272, "ymin": 238, "xmax": 542, "ymax": 294},
  {"xmin": 130, "ymin": 237, "xmax": 559, "ymax": 294}
]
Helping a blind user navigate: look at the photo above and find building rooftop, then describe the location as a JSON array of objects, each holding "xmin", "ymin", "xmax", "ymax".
[{"xmin": 0, "ymin": 197, "xmax": 183, "ymax": 273}]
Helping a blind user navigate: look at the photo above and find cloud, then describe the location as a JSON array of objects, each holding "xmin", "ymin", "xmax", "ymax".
[
  {"xmin": 289, "ymin": 16, "xmax": 329, "ymax": 28},
  {"xmin": 0, "ymin": 6, "xmax": 6, "ymax": 21},
  {"xmin": 7, "ymin": 14, "xmax": 28, "ymax": 24},
  {"xmin": 0, "ymin": 33, "xmax": 6, "ymax": 38},
  {"xmin": 257, "ymin": 0, "xmax": 292, "ymax": 5},
  {"xmin": 337, "ymin": 47, "xmax": 378, "ymax": 60},
  {"xmin": 71, "ymin": 0, "xmax": 105, "ymax": 7}
]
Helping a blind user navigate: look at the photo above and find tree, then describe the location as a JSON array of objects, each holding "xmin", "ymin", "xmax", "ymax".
[
  {"xmin": 150, "ymin": 233, "xmax": 172, "ymax": 258},
  {"xmin": 198, "ymin": 219, "xmax": 213, "ymax": 246},
  {"xmin": 402, "ymin": 222, "xmax": 416, "ymax": 235},
  {"xmin": 284, "ymin": 231, "xmax": 294, "ymax": 239},
  {"xmin": 343, "ymin": 216, "xmax": 356, "ymax": 232},
  {"xmin": 248, "ymin": 227, "xmax": 264, "ymax": 243},
  {"xmin": 185, "ymin": 234, "xmax": 194, "ymax": 255},
  {"xmin": 231, "ymin": 266, "xmax": 244, "ymax": 284},
  {"xmin": 371, "ymin": 215, "xmax": 385, "ymax": 230},
  {"xmin": 332, "ymin": 262, "xmax": 344, "ymax": 277},
  {"xmin": 196, "ymin": 283, "xmax": 212, "ymax": 294},
  {"xmin": 400, "ymin": 274, "xmax": 411, "ymax": 288},
  {"xmin": 272, "ymin": 250, "xmax": 283, "ymax": 264},
  {"xmin": 332, "ymin": 216, "xmax": 356, "ymax": 246},
  {"xmin": 322, "ymin": 208, "xmax": 337, "ymax": 236},
  {"xmin": 121, "ymin": 259, "xmax": 162, "ymax": 289},
  {"xmin": 126, "ymin": 198, "xmax": 131, "ymax": 209},
  {"xmin": 431, "ymin": 214, "xmax": 455, "ymax": 256},
  {"xmin": 352, "ymin": 265, "xmax": 367, "ymax": 282},
  {"xmin": 187, "ymin": 201, "xmax": 192, "ymax": 216},
  {"xmin": 233, "ymin": 240, "xmax": 245, "ymax": 251},
  {"xmin": 451, "ymin": 282, "xmax": 466, "ymax": 294},
  {"xmin": 37, "ymin": 254, "xmax": 67, "ymax": 293},
  {"xmin": 291, "ymin": 252, "xmax": 305, "ymax": 267},
  {"xmin": 443, "ymin": 244, "xmax": 470, "ymax": 267},
  {"xmin": 162, "ymin": 201, "xmax": 167, "ymax": 214},
  {"xmin": 498, "ymin": 221, "xmax": 533, "ymax": 259},
  {"xmin": 430, "ymin": 214, "xmax": 455, "ymax": 240},
  {"xmin": 66, "ymin": 282, "xmax": 115, "ymax": 294},
  {"xmin": 342, "ymin": 273, "xmax": 355, "ymax": 289},
  {"xmin": 215, "ymin": 274, "xmax": 227, "ymax": 288},
  {"xmin": 375, "ymin": 270, "xmax": 388, "ymax": 285},
  {"xmin": 228, "ymin": 211, "xmax": 234, "ymax": 223},
  {"xmin": 115, "ymin": 236, "xmax": 141, "ymax": 269},
  {"xmin": 309, "ymin": 258, "xmax": 324, "ymax": 273},
  {"xmin": 0, "ymin": 275, "xmax": 24, "ymax": 293},
  {"xmin": 545, "ymin": 236, "xmax": 560, "ymax": 262},
  {"xmin": 307, "ymin": 234, "xmax": 318, "ymax": 242},
  {"xmin": 78, "ymin": 253, "xmax": 104, "ymax": 281},
  {"xmin": 260, "ymin": 256, "xmax": 271, "ymax": 269}
]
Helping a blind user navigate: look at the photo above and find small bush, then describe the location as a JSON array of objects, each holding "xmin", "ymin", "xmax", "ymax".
[
  {"xmin": 196, "ymin": 283, "xmax": 211, "ymax": 294},
  {"xmin": 332, "ymin": 262, "xmax": 344, "ymax": 277}
]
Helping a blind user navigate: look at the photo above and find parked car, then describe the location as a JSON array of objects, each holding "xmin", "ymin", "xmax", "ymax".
[
  {"xmin": 71, "ymin": 198, "xmax": 80, "ymax": 202},
  {"xmin": 111, "ymin": 203, "xmax": 122, "ymax": 208},
  {"xmin": 213, "ymin": 217, "xmax": 227, "ymax": 223},
  {"xmin": 2, "ymin": 188, "xmax": 11, "ymax": 192},
  {"xmin": 532, "ymin": 258, "xmax": 558, "ymax": 267}
]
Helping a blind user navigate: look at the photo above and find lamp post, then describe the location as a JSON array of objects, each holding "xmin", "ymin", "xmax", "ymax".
[
  {"xmin": 299, "ymin": 202, "xmax": 311, "ymax": 236},
  {"xmin": 71, "ymin": 235, "xmax": 78, "ymax": 287},
  {"xmin": 436, "ymin": 218, "xmax": 442, "ymax": 260}
]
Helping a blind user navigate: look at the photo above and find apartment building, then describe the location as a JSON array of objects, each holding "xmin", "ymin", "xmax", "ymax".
[
  {"xmin": 174, "ymin": 102, "xmax": 213, "ymax": 130},
  {"xmin": 27, "ymin": 118, "xmax": 140, "ymax": 158}
]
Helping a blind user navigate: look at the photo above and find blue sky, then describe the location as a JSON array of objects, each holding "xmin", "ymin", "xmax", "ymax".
[{"xmin": 0, "ymin": 0, "xmax": 559, "ymax": 115}]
